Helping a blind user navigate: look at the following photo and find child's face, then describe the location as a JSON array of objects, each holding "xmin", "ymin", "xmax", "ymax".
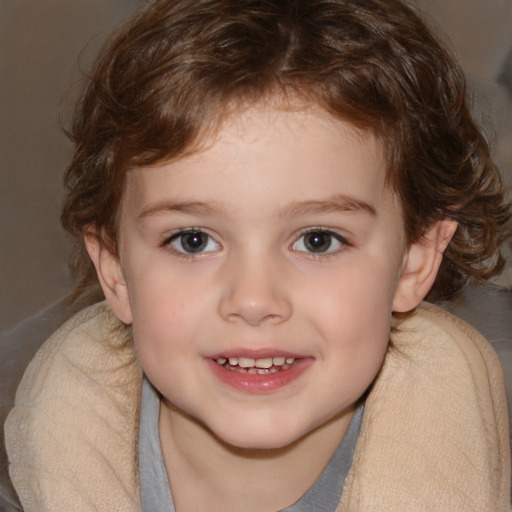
[{"xmin": 111, "ymin": 106, "xmax": 411, "ymax": 449}]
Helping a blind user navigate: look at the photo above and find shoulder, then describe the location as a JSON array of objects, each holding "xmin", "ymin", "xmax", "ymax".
[
  {"xmin": 8, "ymin": 301, "xmax": 140, "ymax": 419},
  {"xmin": 4, "ymin": 302, "xmax": 142, "ymax": 511},
  {"xmin": 393, "ymin": 302, "xmax": 504, "ymax": 384},
  {"xmin": 339, "ymin": 303, "xmax": 511, "ymax": 511}
]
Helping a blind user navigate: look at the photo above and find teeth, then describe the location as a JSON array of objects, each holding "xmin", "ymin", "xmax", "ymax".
[
  {"xmin": 216, "ymin": 355, "xmax": 296, "ymax": 369},
  {"xmin": 255, "ymin": 358, "xmax": 273, "ymax": 369},
  {"xmin": 238, "ymin": 357, "xmax": 255, "ymax": 368}
]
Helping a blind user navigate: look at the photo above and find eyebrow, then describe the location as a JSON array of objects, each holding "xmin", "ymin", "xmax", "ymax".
[
  {"xmin": 279, "ymin": 194, "xmax": 377, "ymax": 218},
  {"xmin": 137, "ymin": 194, "xmax": 377, "ymax": 222},
  {"xmin": 137, "ymin": 200, "xmax": 229, "ymax": 221}
]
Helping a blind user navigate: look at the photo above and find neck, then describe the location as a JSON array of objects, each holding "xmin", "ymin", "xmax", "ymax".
[{"xmin": 158, "ymin": 401, "xmax": 355, "ymax": 512}]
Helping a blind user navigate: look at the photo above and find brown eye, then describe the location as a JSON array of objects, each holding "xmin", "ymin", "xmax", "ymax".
[
  {"xmin": 169, "ymin": 230, "xmax": 219, "ymax": 254},
  {"xmin": 304, "ymin": 232, "xmax": 331, "ymax": 252},
  {"xmin": 292, "ymin": 230, "xmax": 346, "ymax": 254}
]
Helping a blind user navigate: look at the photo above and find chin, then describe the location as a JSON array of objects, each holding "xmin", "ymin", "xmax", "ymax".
[
  {"xmin": 210, "ymin": 418, "xmax": 311, "ymax": 452},
  {"xmin": 221, "ymin": 434, "xmax": 301, "ymax": 452}
]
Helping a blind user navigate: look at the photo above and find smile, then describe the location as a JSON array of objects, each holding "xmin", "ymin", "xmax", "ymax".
[
  {"xmin": 207, "ymin": 353, "xmax": 312, "ymax": 393},
  {"xmin": 214, "ymin": 356, "xmax": 297, "ymax": 374}
]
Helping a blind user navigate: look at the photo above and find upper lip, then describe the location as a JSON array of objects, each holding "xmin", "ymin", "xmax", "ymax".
[{"xmin": 208, "ymin": 348, "xmax": 308, "ymax": 360}]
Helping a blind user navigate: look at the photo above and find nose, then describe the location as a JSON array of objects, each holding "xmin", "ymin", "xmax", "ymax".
[{"xmin": 218, "ymin": 252, "xmax": 292, "ymax": 327}]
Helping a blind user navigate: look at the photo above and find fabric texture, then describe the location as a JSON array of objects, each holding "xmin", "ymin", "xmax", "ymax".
[
  {"xmin": 5, "ymin": 304, "xmax": 142, "ymax": 511},
  {"xmin": 4, "ymin": 301, "xmax": 511, "ymax": 511},
  {"xmin": 338, "ymin": 303, "xmax": 511, "ymax": 511}
]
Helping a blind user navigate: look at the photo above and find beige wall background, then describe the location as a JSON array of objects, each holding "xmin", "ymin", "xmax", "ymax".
[{"xmin": 1, "ymin": 0, "xmax": 511, "ymax": 335}]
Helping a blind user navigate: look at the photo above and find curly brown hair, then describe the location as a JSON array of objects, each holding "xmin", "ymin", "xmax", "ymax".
[{"xmin": 61, "ymin": 0, "xmax": 510, "ymax": 303}]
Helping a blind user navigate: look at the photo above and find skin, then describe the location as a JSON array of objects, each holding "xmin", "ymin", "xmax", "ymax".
[{"xmin": 86, "ymin": 104, "xmax": 456, "ymax": 511}]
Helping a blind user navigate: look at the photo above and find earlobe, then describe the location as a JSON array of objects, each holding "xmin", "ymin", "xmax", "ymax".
[
  {"xmin": 392, "ymin": 220, "xmax": 458, "ymax": 313},
  {"xmin": 83, "ymin": 229, "xmax": 133, "ymax": 325}
]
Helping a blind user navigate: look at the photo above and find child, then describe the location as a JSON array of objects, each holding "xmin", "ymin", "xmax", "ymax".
[{"xmin": 5, "ymin": 0, "xmax": 511, "ymax": 510}]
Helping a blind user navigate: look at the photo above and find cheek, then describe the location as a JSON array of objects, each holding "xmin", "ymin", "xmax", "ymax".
[
  {"xmin": 305, "ymin": 258, "xmax": 398, "ymax": 326},
  {"xmin": 126, "ymin": 266, "xmax": 220, "ymax": 367},
  {"xmin": 126, "ymin": 259, "xmax": 208, "ymax": 321},
  {"xmin": 321, "ymin": 301, "xmax": 390, "ymax": 405},
  {"xmin": 130, "ymin": 300, "xmax": 197, "ymax": 397},
  {"xmin": 130, "ymin": 293, "xmax": 199, "ymax": 353},
  {"xmin": 304, "ymin": 261, "xmax": 396, "ymax": 370}
]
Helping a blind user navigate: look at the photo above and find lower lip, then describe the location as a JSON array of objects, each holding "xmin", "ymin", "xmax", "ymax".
[{"xmin": 206, "ymin": 358, "xmax": 313, "ymax": 393}]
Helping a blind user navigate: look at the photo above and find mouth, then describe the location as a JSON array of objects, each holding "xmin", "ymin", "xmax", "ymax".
[
  {"xmin": 207, "ymin": 352, "xmax": 311, "ymax": 393},
  {"xmin": 214, "ymin": 356, "xmax": 298, "ymax": 374}
]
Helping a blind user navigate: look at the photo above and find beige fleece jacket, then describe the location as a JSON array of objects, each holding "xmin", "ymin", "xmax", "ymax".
[{"xmin": 4, "ymin": 302, "xmax": 511, "ymax": 511}]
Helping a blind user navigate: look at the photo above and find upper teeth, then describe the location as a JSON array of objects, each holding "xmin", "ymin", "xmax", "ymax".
[{"xmin": 216, "ymin": 356, "xmax": 295, "ymax": 368}]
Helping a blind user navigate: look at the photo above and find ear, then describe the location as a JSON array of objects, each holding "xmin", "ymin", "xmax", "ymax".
[
  {"xmin": 392, "ymin": 220, "xmax": 458, "ymax": 313},
  {"xmin": 84, "ymin": 228, "xmax": 133, "ymax": 325}
]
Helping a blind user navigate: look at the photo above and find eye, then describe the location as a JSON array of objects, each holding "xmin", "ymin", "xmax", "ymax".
[
  {"xmin": 292, "ymin": 230, "xmax": 346, "ymax": 254},
  {"xmin": 168, "ymin": 230, "xmax": 220, "ymax": 254}
]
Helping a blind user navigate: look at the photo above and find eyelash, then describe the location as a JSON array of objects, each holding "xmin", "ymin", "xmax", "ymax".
[
  {"xmin": 161, "ymin": 227, "xmax": 350, "ymax": 259},
  {"xmin": 161, "ymin": 228, "xmax": 220, "ymax": 259},
  {"xmin": 291, "ymin": 228, "xmax": 350, "ymax": 257}
]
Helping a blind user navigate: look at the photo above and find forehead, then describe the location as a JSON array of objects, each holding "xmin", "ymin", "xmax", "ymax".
[{"xmin": 121, "ymin": 105, "xmax": 395, "ymax": 219}]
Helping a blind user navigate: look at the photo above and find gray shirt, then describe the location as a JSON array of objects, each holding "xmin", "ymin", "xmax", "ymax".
[{"xmin": 139, "ymin": 378, "xmax": 363, "ymax": 512}]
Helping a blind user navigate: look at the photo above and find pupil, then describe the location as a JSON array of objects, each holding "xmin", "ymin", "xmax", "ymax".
[
  {"xmin": 182, "ymin": 232, "xmax": 207, "ymax": 252},
  {"xmin": 305, "ymin": 232, "xmax": 331, "ymax": 253}
]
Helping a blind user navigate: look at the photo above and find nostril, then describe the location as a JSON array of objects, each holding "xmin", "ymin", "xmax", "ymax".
[
  {"xmin": 217, "ymin": 263, "xmax": 292, "ymax": 325},
  {"xmin": 218, "ymin": 293, "xmax": 291, "ymax": 326},
  {"xmin": 224, "ymin": 311, "xmax": 285, "ymax": 327}
]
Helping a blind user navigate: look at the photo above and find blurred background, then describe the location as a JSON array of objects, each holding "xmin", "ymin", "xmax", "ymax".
[{"xmin": 1, "ymin": 0, "xmax": 511, "ymax": 336}]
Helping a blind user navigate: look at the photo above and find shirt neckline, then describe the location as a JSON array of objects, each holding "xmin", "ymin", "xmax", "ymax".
[{"xmin": 138, "ymin": 376, "xmax": 363, "ymax": 512}]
